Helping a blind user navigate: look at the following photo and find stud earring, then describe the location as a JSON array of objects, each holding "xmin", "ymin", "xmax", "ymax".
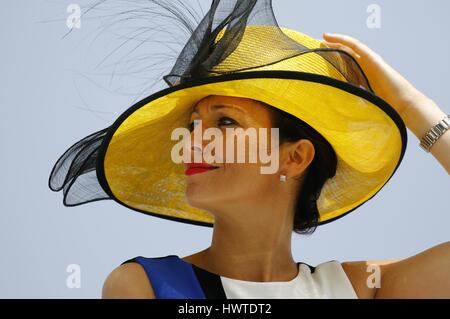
[{"xmin": 279, "ymin": 174, "xmax": 287, "ymax": 182}]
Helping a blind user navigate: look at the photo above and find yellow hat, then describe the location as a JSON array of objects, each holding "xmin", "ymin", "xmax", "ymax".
[{"xmin": 49, "ymin": 0, "xmax": 407, "ymax": 227}]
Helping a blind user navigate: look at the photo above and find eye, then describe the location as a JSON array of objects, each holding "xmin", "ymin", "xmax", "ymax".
[
  {"xmin": 187, "ymin": 117, "xmax": 238, "ymax": 132},
  {"xmin": 218, "ymin": 116, "xmax": 237, "ymax": 127}
]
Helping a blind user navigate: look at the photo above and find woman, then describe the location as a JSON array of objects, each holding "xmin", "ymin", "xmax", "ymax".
[
  {"xmin": 48, "ymin": 0, "xmax": 450, "ymax": 299},
  {"xmin": 101, "ymin": 32, "xmax": 449, "ymax": 298}
]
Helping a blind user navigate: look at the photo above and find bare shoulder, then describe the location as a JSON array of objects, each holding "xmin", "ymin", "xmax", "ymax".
[
  {"xmin": 341, "ymin": 241, "xmax": 450, "ymax": 299},
  {"xmin": 102, "ymin": 262, "xmax": 155, "ymax": 299},
  {"xmin": 341, "ymin": 259, "xmax": 398, "ymax": 299}
]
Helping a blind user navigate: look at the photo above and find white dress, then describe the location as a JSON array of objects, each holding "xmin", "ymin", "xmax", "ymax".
[{"xmin": 220, "ymin": 261, "xmax": 358, "ymax": 299}]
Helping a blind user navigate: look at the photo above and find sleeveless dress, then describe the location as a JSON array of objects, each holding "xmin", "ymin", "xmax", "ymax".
[{"xmin": 122, "ymin": 255, "xmax": 358, "ymax": 299}]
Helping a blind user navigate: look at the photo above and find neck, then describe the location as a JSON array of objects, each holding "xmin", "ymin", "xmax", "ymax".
[{"xmin": 193, "ymin": 193, "xmax": 299, "ymax": 282}]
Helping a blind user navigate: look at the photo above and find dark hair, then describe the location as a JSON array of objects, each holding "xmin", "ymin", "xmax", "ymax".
[{"xmin": 261, "ymin": 101, "xmax": 338, "ymax": 235}]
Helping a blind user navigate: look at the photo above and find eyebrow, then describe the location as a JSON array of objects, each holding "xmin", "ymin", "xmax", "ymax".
[{"xmin": 192, "ymin": 103, "xmax": 247, "ymax": 114}]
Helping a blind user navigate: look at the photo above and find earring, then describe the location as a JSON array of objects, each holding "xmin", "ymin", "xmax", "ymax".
[{"xmin": 279, "ymin": 174, "xmax": 287, "ymax": 182}]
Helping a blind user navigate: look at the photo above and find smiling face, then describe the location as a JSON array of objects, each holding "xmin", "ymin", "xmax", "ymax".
[{"xmin": 183, "ymin": 94, "xmax": 284, "ymax": 215}]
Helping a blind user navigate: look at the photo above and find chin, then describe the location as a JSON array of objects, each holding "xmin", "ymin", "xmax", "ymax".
[
  {"xmin": 185, "ymin": 186, "xmax": 209, "ymax": 209},
  {"xmin": 185, "ymin": 185, "xmax": 224, "ymax": 213}
]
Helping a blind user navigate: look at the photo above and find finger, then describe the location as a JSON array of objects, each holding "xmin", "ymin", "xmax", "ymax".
[
  {"xmin": 323, "ymin": 33, "xmax": 362, "ymax": 46},
  {"xmin": 323, "ymin": 33, "xmax": 372, "ymax": 56},
  {"xmin": 322, "ymin": 40, "xmax": 361, "ymax": 59}
]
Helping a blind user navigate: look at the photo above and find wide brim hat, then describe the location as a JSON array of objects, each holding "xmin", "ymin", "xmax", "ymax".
[{"xmin": 49, "ymin": 0, "xmax": 407, "ymax": 227}]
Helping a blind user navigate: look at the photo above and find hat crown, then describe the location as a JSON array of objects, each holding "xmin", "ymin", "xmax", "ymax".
[
  {"xmin": 211, "ymin": 25, "xmax": 350, "ymax": 83},
  {"xmin": 164, "ymin": 0, "xmax": 372, "ymax": 92}
]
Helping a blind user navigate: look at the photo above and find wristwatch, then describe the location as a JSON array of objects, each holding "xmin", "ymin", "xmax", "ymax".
[{"xmin": 419, "ymin": 114, "xmax": 450, "ymax": 153}]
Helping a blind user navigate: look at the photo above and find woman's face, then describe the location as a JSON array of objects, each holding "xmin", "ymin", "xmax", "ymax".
[{"xmin": 184, "ymin": 94, "xmax": 283, "ymax": 214}]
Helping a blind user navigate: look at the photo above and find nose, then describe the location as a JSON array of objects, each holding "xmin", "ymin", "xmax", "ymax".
[
  {"xmin": 186, "ymin": 140, "xmax": 204, "ymax": 164},
  {"xmin": 186, "ymin": 124, "xmax": 204, "ymax": 163},
  {"xmin": 191, "ymin": 144, "xmax": 202, "ymax": 154}
]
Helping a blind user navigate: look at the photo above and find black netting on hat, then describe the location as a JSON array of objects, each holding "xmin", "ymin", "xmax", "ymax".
[
  {"xmin": 49, "ymin": 128, "xmax": 110, "ymax": 205},
  {"xmin": 163, "ymin": 0, "xmax": 373, "ymax": 92},
  {"xmin": 49, "ymin": 0, "xmax": 373, "ymax": 206}
]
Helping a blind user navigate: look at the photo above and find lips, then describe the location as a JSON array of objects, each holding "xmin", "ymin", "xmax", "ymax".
[{"xmin": 185, "ymin": 163, "xmax": 219, "ymax": 176}]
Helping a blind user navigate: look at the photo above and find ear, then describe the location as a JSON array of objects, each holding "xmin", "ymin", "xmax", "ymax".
[{"xmin": 281, "ymin": 139, "xmax": 315, "ymax": 179}]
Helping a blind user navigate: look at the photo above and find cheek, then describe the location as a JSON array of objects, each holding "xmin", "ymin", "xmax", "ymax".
[
  {"xmin": 224, "ymin": 131, "xmax": 271, "ymax": 164},
  {"xmin": 229, "ymin": 163, "xmax": 275, "ymax": 194},
  {"xmin": 206, "ymin": 164, "xmax": 261, "ymax": 194}
]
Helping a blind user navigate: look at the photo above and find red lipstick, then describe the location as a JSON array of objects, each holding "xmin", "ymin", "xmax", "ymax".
[{"xmin": 185, "ymin": 163, "xmax": 219, "ymax": 176}]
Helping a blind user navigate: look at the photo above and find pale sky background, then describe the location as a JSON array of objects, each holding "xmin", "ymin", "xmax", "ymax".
[{"xmin": 0, "ymin": 0, "xmax": 449, "ymax": 298}]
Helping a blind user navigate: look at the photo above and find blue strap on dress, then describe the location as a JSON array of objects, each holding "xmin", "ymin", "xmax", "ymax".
[{"xmin": 122, "ymin": 255, "xmax": 206, "ymax": 299}]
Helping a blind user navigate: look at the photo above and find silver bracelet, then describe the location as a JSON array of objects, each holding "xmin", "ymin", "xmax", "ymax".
[{"xmin": 419, "ymin": 114, "xmax": 450, "ymax": 153}]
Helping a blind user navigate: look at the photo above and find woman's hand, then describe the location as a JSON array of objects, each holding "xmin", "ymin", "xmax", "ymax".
[{"xmin": 321, "ymin": 33, "xmax": 431, "ymax": 118}]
